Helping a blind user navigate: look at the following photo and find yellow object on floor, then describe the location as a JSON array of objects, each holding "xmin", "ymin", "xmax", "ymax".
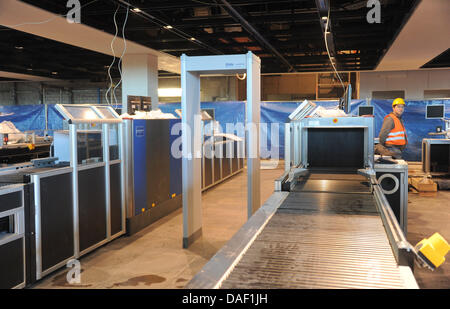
[{"xmin": 415, "ymin": 233, "xmax": 450, "ymax": 269}]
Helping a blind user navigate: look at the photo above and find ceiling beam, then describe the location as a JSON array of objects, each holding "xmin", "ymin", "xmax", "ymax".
[
  {"xmin": 0, "ymin": 70, "xmax": 61, "ymax": 81},
  {"xmin": 215, "ymin": 0, "xmax": 296, "ymax": 72},
  {"xmin": 0, "ymin": 0, "xmax": 181, "ymax": 73},
  {"xmin": 376, "ymin": 0, "xmax": 449, "ymax": 71}
]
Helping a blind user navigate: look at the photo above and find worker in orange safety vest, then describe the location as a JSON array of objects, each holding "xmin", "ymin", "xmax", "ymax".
[{"xmin": 375, "ymin": 98, "xmax": 408, "ymax": 159}]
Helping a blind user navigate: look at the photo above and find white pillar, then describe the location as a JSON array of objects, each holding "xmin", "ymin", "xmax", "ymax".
[{"xmin": 122, "ymin": 54, "xmax": 159, "ymax": 112}]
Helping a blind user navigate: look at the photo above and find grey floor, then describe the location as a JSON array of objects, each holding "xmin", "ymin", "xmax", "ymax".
[{"xmin": 32, "ymin": 164, "xmax": 450, "ymax": 289}]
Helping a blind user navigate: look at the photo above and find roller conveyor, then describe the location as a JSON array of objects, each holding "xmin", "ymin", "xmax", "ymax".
[
  {"xmin": 186, "ymin": 116, "xmax": 419, "ymax": 289},
  {"xmin": 186, "ymin": 172, "xmax": 418, "ymax": 289},
  {"xmin": 220, "ymin": 173, "xmax": 413, "ymax": 289}
]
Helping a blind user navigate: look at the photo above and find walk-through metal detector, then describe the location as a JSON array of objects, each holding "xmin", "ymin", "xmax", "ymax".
[{"xmin": 181, "ymin": 52, "xmax": 261, "ymax": 248}]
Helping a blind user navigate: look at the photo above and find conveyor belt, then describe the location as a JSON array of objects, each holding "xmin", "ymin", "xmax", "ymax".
[{"xmin": 215, "ymin": 173, "xmax": 417, "ymax": 289}]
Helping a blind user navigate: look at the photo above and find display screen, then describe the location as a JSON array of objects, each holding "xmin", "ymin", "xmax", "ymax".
[
  {"xmin": 426, "ymin": 105, "xmax": 444, "ymax": 119},
  {"xmin": 339, "ymin": 84, "xmax": 351, "ymax": 114},
  {"xmin": 358, "ymin": 106, "xmax": 374, "ymax": 116}
]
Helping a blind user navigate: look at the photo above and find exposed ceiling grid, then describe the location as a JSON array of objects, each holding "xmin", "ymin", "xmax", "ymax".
[{"xmin": 1, "ymin": 0, "xmax": 443, "ymax": 81}]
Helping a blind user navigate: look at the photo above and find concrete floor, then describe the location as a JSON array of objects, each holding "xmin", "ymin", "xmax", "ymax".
[{"xmin": 32, "ymin": 164, "xmax": 450, "ymax": 289}]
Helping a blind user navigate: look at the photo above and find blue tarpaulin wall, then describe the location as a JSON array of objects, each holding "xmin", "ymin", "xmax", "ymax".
[
  {"xmin": 160, "ymin": 100, "xmax": 450, "ymax": 161},
  {"xmin": 1, "ymin": 100, "xmax": 449, "ymax": 161},
  {"xmin": 0, "ymin": 105, "xmax": 65, "ymax": 133}
]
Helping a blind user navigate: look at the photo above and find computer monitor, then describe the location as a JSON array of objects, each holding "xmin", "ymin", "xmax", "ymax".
[
  {"xmin": 358, "ymin": 105, "xmax": 374, "ymax": 116},
  {"xmin": 426, "ymin": 105, "xmax": 445, "ymax": 119},
  {"xmin": 339, "ymin": 84, "xmax": 352, "ymax": 114}
]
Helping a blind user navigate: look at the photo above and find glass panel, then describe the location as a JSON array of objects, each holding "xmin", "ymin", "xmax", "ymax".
[
  {"xmin": 76, "ymin": 129, "xmax": 103, "ymax": 165},
  {"xmin": 109, "ymin": 124, "xmax": 120, "ymax": 160},
  {"xmin": 0, "ymin": 215, "xmax": 14, "ymax": 241},
  {"xmin": 97, "ymin": 106, "xmax": 118, "ymax": 119},
  {"xmin": 65, "ymin": 106, "xmax": 101, "ymax": 120}
]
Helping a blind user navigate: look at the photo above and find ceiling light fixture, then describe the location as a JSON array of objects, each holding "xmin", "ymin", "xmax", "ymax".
[
  {"xmin": 15, "ymin": 46, "xmax": 24, "ymax": 50},
  {"xmin": 116, "ymin": 0, "xmax": 222, "ymax": 55},
  {"xmin": 51, "ymin": 71, "xmax": 58, "ymax": 75}
]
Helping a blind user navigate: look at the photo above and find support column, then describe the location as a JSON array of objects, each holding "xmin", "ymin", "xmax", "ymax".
[
  {"xmin": 246, "ymin": 52, "xmax": 261, "ymax": 217},
  {"xmin": 39, "ymin": 83, "xmax": 44, "ymax": 105},
  {"xmin": 11, "ymin": 82, "xmax": 17, "ymax": 105},
  {"xmin": 181, "ymin": 54, "xmax": 203, "ymax": 248},
  {"xmin": 69, "ymin": 88, "xmax": 74, "ymax": 104},
  {"xmin": 122, "ymin": 54, "xmax": 159, "ymax": 112}
]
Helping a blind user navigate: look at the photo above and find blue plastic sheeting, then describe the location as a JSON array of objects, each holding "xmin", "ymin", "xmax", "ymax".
[
  {"xmin": 160, "ymin": 99, "xmax": 450, "ymax": 162},
  {"xmin": 1, "ymin": 100, "xmax": 449, "ymax": 162},
  {"xmin": 348, "ymin": 99, "xmax": 450, "ymax": 161},
  {"xmin": 0, "ymin": 105, "xmax": 46, "ymax": 132},
  {"xmin": 0, "ymin": 105, "xmax": 65, "ymax": 134},
  {"xmin": 47, "ymin": 105, "xmax": 66, "ymax": 131}
]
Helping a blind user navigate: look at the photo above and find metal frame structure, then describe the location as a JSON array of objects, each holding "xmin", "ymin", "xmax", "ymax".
[
  {"xmin": 181, "ymin": 52, "xmax": 261, "ymax": 248},
  {"xmin": 31, "ymin": 167, "xmax": 73, "ymax": 280},
  {"xmin": 201, "ymin": 135, "xmax": 244, "ymax": 191},
  {"xmin": 374, "ymin": 158, "xmax": 409, "ymax": 234},
  {"xmin": 55, "ymin": 104, "xmax": 125, "ymax": 259},
  {"xmin": 286, "ymin": 116, "xmax": 375, "ymax": 171},
  {"xmin": 422, "ymin": 138, "xmax": 450, "ymax": 174}
]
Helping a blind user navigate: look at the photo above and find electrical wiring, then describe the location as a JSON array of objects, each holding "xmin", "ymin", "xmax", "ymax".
[
  {"xmin": 112, "ymin": 4, "xmax": 130, "ymax": 109},
  {"xmin": 323, "ymin": 7, "xmax": 346, "ymax": 92},
  {"xmin": 105, "ymin": 4, "xmax": 120, "ymax": 105}
]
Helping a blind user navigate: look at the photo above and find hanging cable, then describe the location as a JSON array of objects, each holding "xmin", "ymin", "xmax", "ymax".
[
  {"xmin": 112, "ymin": 4, "xmax": 130, "ymax": 109},
  {"xmin": 106, "ymin": 4, "xmax": 120, "ymax": 105},
  {"xmin": 323, "ymin": 7, "xmax": 345, "ymax": 92}
]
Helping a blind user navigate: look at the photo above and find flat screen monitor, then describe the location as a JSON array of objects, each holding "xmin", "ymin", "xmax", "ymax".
[
  {"xmin": 426, "ymin": 105, "xmax": 444, "ymax": 119},
  {"xmin": 339, "ymin": 84, "xmax": 352, "ymax": 114},
  {"xmin": 358, "ymin": 106, "xmax": 374, "ymax": 116}
]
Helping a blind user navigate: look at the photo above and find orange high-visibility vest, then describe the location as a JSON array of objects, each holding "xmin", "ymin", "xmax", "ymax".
[{"xmin": 384, "ymin": 113, "xmax": 407, "ymax": 146}]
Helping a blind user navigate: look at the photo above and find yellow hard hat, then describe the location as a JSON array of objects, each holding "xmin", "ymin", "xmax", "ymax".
[{"xmin": 392, "ymin": 98, "xmax": 405, "ymax": 107}]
